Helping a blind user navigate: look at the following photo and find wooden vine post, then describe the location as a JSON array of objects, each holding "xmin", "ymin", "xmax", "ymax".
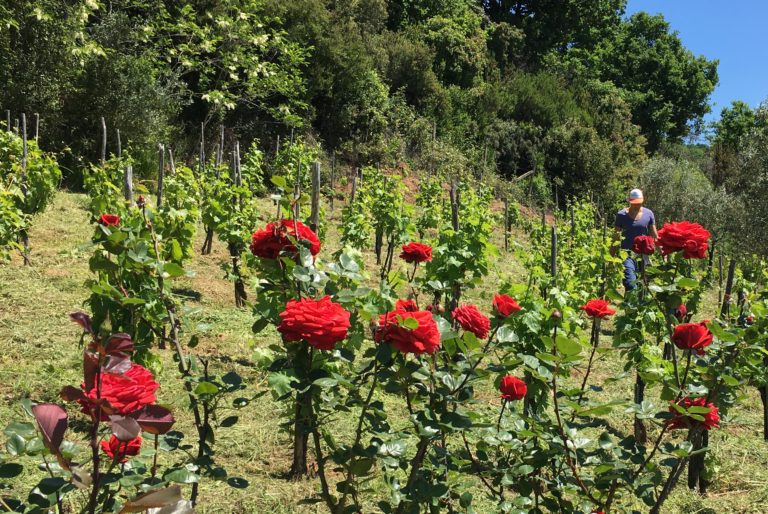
[
  {"xmin": 157, "ymin": 144, "xmax": 165, "ymax": 209},
  {"xmin": 123, "ymin": 166, "xmax": 133, "ymax": 204},
  {"xmin": 350, "ymin": 172, "xmax": 358, "ymax": 205},
  {"xmin": 503, "ymin": 197, "xmax": 510, "ymax": 252},
  {"xmin": 329, "ymin": 152, "xmax": 335, "ymax": 212},
  {"xmin": 310, "ymin": 161, "xmax": 321, "ymax": 233},
  {"xmin": 448, "ymin": 178, "xmax": 461, "ymax": 311},
  {"xmin": 34, "ymin": 113, "xmax": 39, "ymax": 141},
  {"xmin": 20, "ymin": 113, "xmax": 30, "ymax": 265},
  {"xmin": 230, "ymin": 141, "xmax": 247, "ymax": 308},
  {"xmin": 5, "ymin": 110, "xmax": 10, "ymax": 132},
  {"xmin": 100, "ymin": 116, "xmax": 107, "ymax": 164},
  {"xmin": 116, "ymin": 129, "xmax": 121, "ymax": 158}
]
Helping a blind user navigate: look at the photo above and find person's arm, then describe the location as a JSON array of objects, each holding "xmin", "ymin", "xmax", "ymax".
[{"xmin": 649, "ymin": 211, "xmax": 658, "ymax": 239}]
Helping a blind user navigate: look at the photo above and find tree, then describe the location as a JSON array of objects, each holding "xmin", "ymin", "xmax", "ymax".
[
  {"xmin": 710, "ymin": 100, "xmax": 758, "ymax": 188},
  {"xmin": 591, "ymin": 13, "xmax": 719, "ymax": 150},
  {"xmin": 483, "ymin": 0, "xmax": 627, "ymax": 64}
]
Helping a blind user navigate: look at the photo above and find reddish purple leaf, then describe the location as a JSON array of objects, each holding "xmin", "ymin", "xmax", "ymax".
[
  {"xmin": 60, "ymin": 385, "xmax": 86, "ymax": 402},
  {"xmin": 131, "ymin": 405, "xmax": 176, "ymax": 435},
  {"xmin": 119, "ymin": 486, "xmax": 183, "ymax": 513},
  {"xmin": 105, "ymin": 333, "xmax": 134, "ymax": 354},
  {"xmin": 32, "ymin": 404, "xmax": 68, "ymax": 453},
  {"xmin": 103, "ymin": 352, "xmax": 131, "ymax": 375},
  {"xmin": 110, "ymin": 415, "xmax": 142, "ymax": 441},
  {"xmin": 83, "ymin": 351, "xmax": 99, "ymax": 392},
  {"xmin": 70, "ymin": 312, "xmax": 93, "ymax": 334}
]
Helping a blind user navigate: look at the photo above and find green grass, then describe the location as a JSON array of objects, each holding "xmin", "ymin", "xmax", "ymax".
[{"xmin": 1, "ymin": 192, "xmax": 767, "ymax": 513}]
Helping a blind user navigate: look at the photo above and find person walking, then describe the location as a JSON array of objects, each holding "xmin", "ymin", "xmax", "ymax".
[{"xmin": 611, "ymin": 188, "xmax": 658, "ymax": 290}]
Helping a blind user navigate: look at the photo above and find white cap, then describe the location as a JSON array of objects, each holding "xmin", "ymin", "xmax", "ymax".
[{"xmin": 628, "ymin": 188, "xmax": 644, "ymax": 204}]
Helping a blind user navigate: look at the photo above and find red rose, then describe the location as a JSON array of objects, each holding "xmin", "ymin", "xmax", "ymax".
[
  {"xmin": 400, "ymin": 242, "xmax": 433, "ymax": 263},
  {"xmin": 396, "ymin": 299, "xmax": 419, "ymax": 312},
  {"xmin": 100, "ymin": 435, "xmax": 142, "ymax": 463},
  {"xmin": 672, "ymin": 322, "xmax": 713, "ymax": 355},
  {"xmin": 499, "ymin": 375, "xmax": 526, "ymax": 401},
  {"xmin": 667, "ymin": 397, "xmax": 720, "ymax": 430},
  {"xmin": 277, "ymin": 296, "xmax": 351, "ymax": 351},
  {"xmin": 452, "ymin": 304, "xmax": 491, "ymax": 339},
  {"xmin": 581, "ymin": 299, "xmax": 615, "ymax": 318},
  {"xmin": 493, "ymin": 294, "xmax": 522, "ymax": 317},
  {"xmin": 632, "ymin": 235, "xmax": 655, "ymax": 255},
  {"xmin": 376, "ymin": 309, "xmax": 441, "ymax": 355},
  {"xmin": 657, "ymin": 221, "xmax": 710, "ymax": 259},
  {"xmin": 747, "ymin": 315, "xmax": 755, "ymax": 325},
  {"xmin": 674, "ymin": 304, "xmax": 687, "ymax": 322},
  {"xmin": 99, "ymin": 214, "xmax": 120, "ymax": 227},
  {"xmin": 136, "ymin": 195, "xmax": 146, "ymax": 207},
  {"xmin": 250, "ymin": 219, "xmax": 321, "ymax": 259},
  {"xmin": 82, "ymin": 364, "xmax": 159, "ymax": 419}
]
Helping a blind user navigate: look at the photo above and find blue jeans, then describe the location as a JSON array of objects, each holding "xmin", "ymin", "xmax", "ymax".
[{"xmin": 623, "ymin": 255, "xmax": 638, "ymax": 290}]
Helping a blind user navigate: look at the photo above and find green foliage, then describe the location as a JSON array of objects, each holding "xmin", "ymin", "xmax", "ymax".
[
  {"xmin": 0, "ymin": 130, "xmax": 61, "ymax": 259},
  {"xmin": 0, "ymin": 130, "xmax": 61, "ymax": 215},
  {"xmin": 638, "ymin": 156, "xmax": 739, "ymax": 243}
]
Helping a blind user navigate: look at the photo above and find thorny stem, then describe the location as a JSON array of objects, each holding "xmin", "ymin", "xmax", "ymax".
[
  {"xmin": 42, "ymin": 455, "xmax": 64, "ymax": 513},
  {"xmin": 572, "ymin": 317, "xmax": 600, "ymax": 420},
  {"xmin": 551, "ymin": 322, "xmax": 601, "ymax": 505},
  {"xmin": 497, "ymin": 400, "xmax": 507, "ymax": 431},
  {"xmin": 143, "ymin": 212, "xmax": 206, "ymax": 505},
  {"xmin": 338, "ymin": 361, "xmax": 380, "ymax": 511},
  {"xmin": 461, "ymin": 433, "xmax": 503, "ymax": 499},
  {"xmin": 151, "ymin": 434, "xmax": 159, "ymax": 480},
  {"xmin": 310, "ymin": 394, "xmax": 335, "ymax": 513},
  {"xmin": 450, "ymin": 325, "xmax": 501, "ymax": 395},
  {"xmin": 87, "ymin": 362, "xmax": 104, "ymax": 514}
]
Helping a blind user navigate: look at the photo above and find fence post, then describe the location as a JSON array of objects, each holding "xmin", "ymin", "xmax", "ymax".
[
  {"xmin": 20, "ymin": 113, "xmax": 30, "ymax": 265},
  {"xmin": 157, "ymin": 144, "xmax": 165, "ymax": 209},
  {"xmin": 100, "ymin": 116, "xmax": 107, "ymax": 164},
  {"xmin": 550, "ymin": 226, "xmax": 557, "ymax": 280},
  {"xmin": 5, "ymin": 110, "xmax": 9, "ymax": 132},
  {"xmin": 124, "ymin": 165, "xmax": 133, "ymax": 204},
  {"xmin": 310, "ymin": 161, "xmax": 321, "ymax": 232},
  {"xmin": 34, "ymin": 113, "xmax": 39, "ymax": 141},
  {"xmin": 330, "ymin": 152, "xmax": 336, "ymax": 212},
  {"xmin": 350, "ymin": 173, "xmax": 358, "ymax": 205},
  {"xmin": 720, "ymin": 259, "xmax": 736, "ymax": 318},
  {"xmin": 503, "ymin": 197, "xmax": 509, "ymax": 252}
]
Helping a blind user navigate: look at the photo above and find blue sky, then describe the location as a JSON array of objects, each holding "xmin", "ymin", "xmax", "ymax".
[{"xmin": 626, "ymin": 0, "xmax": 767, "ymax": 130}]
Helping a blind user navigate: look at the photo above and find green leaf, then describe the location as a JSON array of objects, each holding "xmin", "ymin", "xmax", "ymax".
[
  {"xmin": 163, "ymin": 262, "xmax": 186, "ymax": 278},
  {"xmin": 555, "ymin": 335, "xmax": 581, "ymax": 356},
  {"xmin": 6, "ymin": 434, "xmax": 25, "ymax": 456},
  {"xmin": 401, "ymin": 317, "xmax": 419, "ymax": 330},
  {"xmin": 313, "ymin": 377, "xmax": 337, "ymax": 389},
  {"xmin": 194, "ymin": 381, "xmax": 219, "ymax": 396},
  {"xmin": 164, "ymin": 468, "xmax": 200, "ymax": 484},
  {"xmin": 676, "ymin": 277, "xmax": 699, "ymax": 289},
  {"xmin": 268, "ymin": 372, "xmax": 297, "ymax": 398},
  {"xmin": 170, "ymin": 240, "xmax": 183, "ymax": 262},
  {"xmin": 271, "ymin": 175, "xmax": 287, "ymax": 189},
  {"xmin": 496, "ymin": 326, "xmax": 518, "ymax": 343}
]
